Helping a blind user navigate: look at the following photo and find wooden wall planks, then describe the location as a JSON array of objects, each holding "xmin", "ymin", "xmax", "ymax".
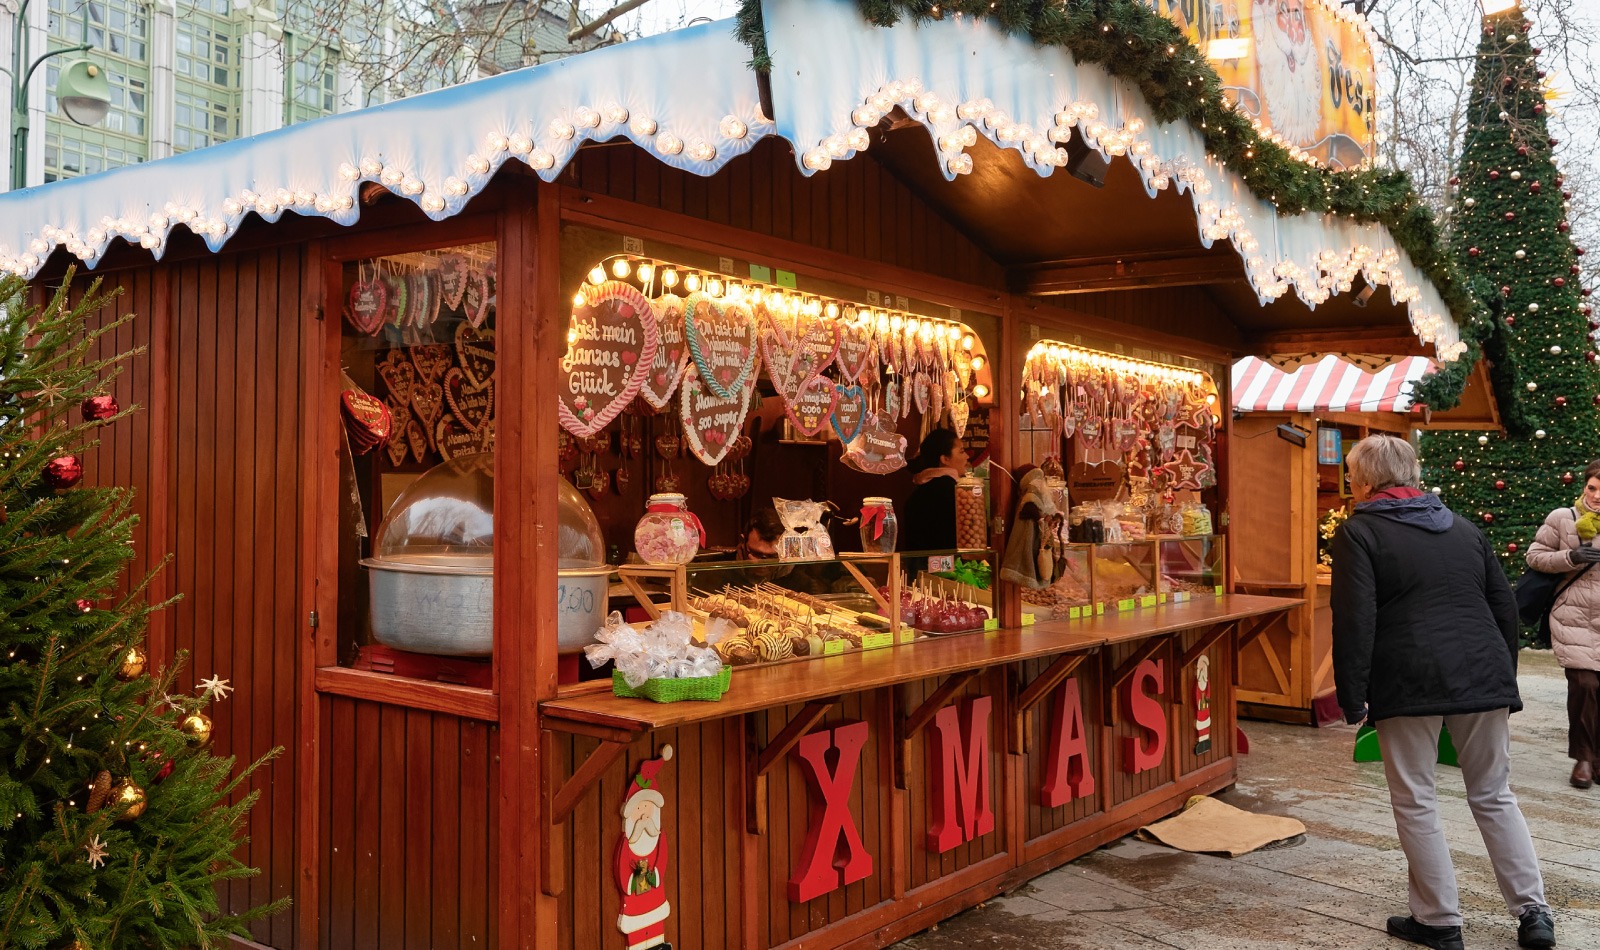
[
  {"xmin": 317, "ymin": 697, "xmax": 499, "ymax": 949},
  {"xmin": 566, "ymin": 139, "xmax": 1007, "ymax": 293}
]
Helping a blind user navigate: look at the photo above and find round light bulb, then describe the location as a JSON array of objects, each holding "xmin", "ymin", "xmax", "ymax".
[
  {"xmin": 708, "ymin": 277, "xmax": 724, "ymax": 296},
  {"xmin": 662, "ymin": 268, "xmax": 678, "ymax": 288},
  {"xmin": 962, "ymin": 334, "xmax": 975, "ymax": 351},
  {"xmin": 572, "ymin": 292, "xmax": 585, "ymax": 307},
  {"xmin": 825, "ymin": 302, "xmax": 839, "ymax": 319},
  {"xmin": 587, "ymin": 266, "xmax": 606, "ymax": 285},
  {"xmin": 972, "ymin": 384, "xmax": 989, "ymax": 399},
  {"xmin": 685, "ymin": 273, "xmax": 702, "ymax": 292},
  {"xmin": 612, "ymin": 259, "xmax": 631, "ymax": 278},
  {"xmin": 637, "ymin": 263, "xmax": 654, "ymax": 284},
  {"xmin": 971, "ymin": 355, "xmax": 985, "ymax": 371}
]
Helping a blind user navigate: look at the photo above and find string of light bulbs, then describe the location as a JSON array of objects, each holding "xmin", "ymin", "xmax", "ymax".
[
  {"xmin": 1026, "ymin": 340, "xmax": 1214, "ymax": 388},
  {"xmin": 578, "ymin": 254, "xmax": 987, "ymax": 358}
]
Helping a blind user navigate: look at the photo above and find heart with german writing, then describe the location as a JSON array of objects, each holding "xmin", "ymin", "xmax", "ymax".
[
  {"xmin": 680, "ymin": 369, "xmax": 754, "ymax": 466},
  {"xmin": 406, "ymin": 416, "xmax": 429, "ymax": 463},
  {"xmin": 435, "ymin": 416, "xmax": 492, "ymax": 461},
  {"xmin": 685, "ymin": 292, "xmax": 756, "ymax": 400},
  {"xmin": 787, "ymin": 376, "xmax": 838, "ymax": 438},
  {"xmin": 437, "ymin": 254, "xmax": 468, "ymax": 310},
  {"xmin": 386, "ymin": 412, "xmax": 412, "ymax": 466},
  {"xmin": 346, "ymin": 277, "xmax": 387, "ymax": 335},
  {"xmin": 462, "ymin": 268, "xmax": 491, "ymax": 328},
  {"xmin": 444, "ymin": 366, "xmax": 494, "ymax": 434},
  {"xmin": 835, "ymin": 319, "xmax": 877, "ymax": 383},
  {"xmin": 453, "ymin": 323, "xmax": 497, "ymax": 389},
  {"xmin": 411, "ymin": 381, "xmax": 446, "ymax": 449},
  {"xmin": 831, "ymin": 382, "xmax": 866, "ymax": 444},
  {"xmin": 410, "ymin": 344, "xmax": 452, "ymax": 386},
  {"xmin": 558, "ymin": 281, "xmax": 658, "ymax": 438},
  {"xmin": 377, "ymin": 349, "xmax": 417, "ymax": 407},
  {"xmin": 950, "ymin": 394, "xmax": 970, "ymax": 437},
  {"xmin": 641, "ymin": 293, "xmax": 690, "ymax": 409}
]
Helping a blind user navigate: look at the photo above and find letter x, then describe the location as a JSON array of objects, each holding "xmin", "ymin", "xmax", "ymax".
[{"xmin": 788, "ymin": 720, "xmax": 873, "ymax": 903}]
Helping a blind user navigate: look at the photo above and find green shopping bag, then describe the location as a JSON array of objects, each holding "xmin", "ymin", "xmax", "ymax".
[{"xmin": 1353, "ymin": 723, "xmax": 1459, "ymax": 767}]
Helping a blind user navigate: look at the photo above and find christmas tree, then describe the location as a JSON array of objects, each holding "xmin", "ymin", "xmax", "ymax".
[
  {"xmin": 1418, "ymin": 2, "xmax": 1598, "ymax": 601},
  {"xmin": 0, "ymin": 273, "xmax": 284, "ymax": 948}
]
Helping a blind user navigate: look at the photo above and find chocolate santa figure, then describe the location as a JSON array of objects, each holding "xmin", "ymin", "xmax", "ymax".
[
  {"xmin": 616, "ymin": 746, "xmax": 673, "ymax": 950},
  {"xmin": 1193, "ymin": 655, "xmax": 1213, "ymax": 755}
]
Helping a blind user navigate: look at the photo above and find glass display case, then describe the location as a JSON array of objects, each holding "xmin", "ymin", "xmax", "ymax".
[
  {"xmin": 1020, "ymin": 543, "xmax": 1093, "ymax": 621},
  {"xmin": 1158, "ymin": 535, "xmax": 1227, "ymax": 601},
  {"xmin": 1091, "ymin": 541, "xmax": 1161, "ymax": 612}
]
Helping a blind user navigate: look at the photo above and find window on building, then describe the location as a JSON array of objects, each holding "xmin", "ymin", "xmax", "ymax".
[
  {"xmin": 173, "ymin": 10, "xmax": 240, "ymax": 152},
  {"xmin": 284, "ymin": 33, "xmax": 339, "ymax": 125},
  {"xmin": 44, "ymin": 0, "xmax": 150, "ymax": 180}
]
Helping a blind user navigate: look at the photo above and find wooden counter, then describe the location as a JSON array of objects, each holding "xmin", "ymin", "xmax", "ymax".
[{"xmin": 540, "ymin": 595, "xmax": 1300, "ymax": 734}]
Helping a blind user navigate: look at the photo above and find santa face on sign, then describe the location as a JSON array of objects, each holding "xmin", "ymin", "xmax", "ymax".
[
  {"xmin": 615, "ymin": 748, "xmax": 673, "ymax": 950},
  {"xmin": 1250, "ymin": 0, "xmax": 1322, "ymax": 147}
]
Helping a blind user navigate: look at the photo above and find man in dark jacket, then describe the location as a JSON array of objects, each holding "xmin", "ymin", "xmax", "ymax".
[{"xmin": 1332, "ymin": 434, "xmax": 1554, "ymax": 950}]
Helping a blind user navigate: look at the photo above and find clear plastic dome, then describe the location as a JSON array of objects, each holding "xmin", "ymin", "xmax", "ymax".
[
  {"xmin": 557, "ymin": 479, "xmax": 605, "ymax": 568},
  {"xmin": 374, "ymin": 453, "xmax": 495, "ymax": 568},
  {"xmin": 372, "ymin": 452, "xmax": 606, "ymax": 570}
]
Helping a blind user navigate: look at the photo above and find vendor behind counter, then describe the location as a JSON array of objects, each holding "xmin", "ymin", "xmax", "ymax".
[{"xmin": 902, "ymin": 428, "xmax": 969, "ymax": 551}]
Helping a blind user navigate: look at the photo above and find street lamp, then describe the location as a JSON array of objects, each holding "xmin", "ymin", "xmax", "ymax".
[{"xmin": 10, "ymin": 0, "xmax": 112, "ymax": 190}]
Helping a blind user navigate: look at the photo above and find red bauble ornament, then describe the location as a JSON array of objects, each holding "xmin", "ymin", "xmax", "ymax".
[
  {"xmin": 1579, "ymin": 248, "xmax": 1588, "ymax": 257},
  {"xmin": 1587, "ymin": 351, "xmax": 1597, "ymax": 362},
  {"xmin": 1495, "ymin": 480, "xmax": 1506, "ymax": 490},
  {"xmin": 1555, "ymin": 277, "xmax": 1566, "ymax": 287},
  {"xmin": 80, "ymin": 394, "xmax": 118, "ymax": 423},
  {"xmin": 1534, "ymin": 103, "xmax": 1545, "ymax": 114},
  {"xmin": 1508, "ymin": 542, "xmax": 1520, "ymax": 554},
  {"xmin": 1504, "ymin": 211, "xmax": 1516, "ymax": 222},
  {"xmin": 1517, "ymin": 146, "xmax": 1529, "ymax": 157},
  {"xmin": 1453, "ymin": 459, "xmax": 1466, "ymax": 472},
  {"xmin": 1573, "ymin": 265, "xmax": 1583, "ymax": 275},
  {"xmin": 1449, "ymin": 175, "xmax": 1460, "ymax": 186},
  {"xmin": 1559, "ymin": 222, "xmax": 1571, "ymax": 233},
  {"xmin": 43, "ymin": 455, "xmax": 83, "ymax": 489},
  {"xmin": 1501, "ymin": 285, "xmax": 1512, "ymax": 297},
  {"xmin": 1564, "ymin": 191, "xmax": 1573, "ymax": 200},
  {"xmin": 1549, "ymin": 137, "xmax": 1559, "ymax": 147},
  {"xmin": 1564, "ymin": 472, "xmax": 1576, "ymax": 485},
  {"xmin": 1483, "ymin": 512, "xmax": 1495, "ymax": 524},
  {"xmin": 1593, "ymin": 394, "xmax": 1600, "ymax": 408},
  {"xmin": 75, "ymin": 599, "xmax": 94, "ymax": 613},
  {"xmin": 1504, "ymin": 316, "xmax": 1516, "ymax": 327},
  {"xmin": 1530, "ymin": 181, "xmax": 1541, "ymax": 193},
  {"xmin": 1468, "ymin": 246, "xmax": 1482, "ymax": 257},
  {"xmin": 1556, "ymin": 396, "xmax": 1568, "ymax": 407},
  {"xmin": 1489, "ymin": 170, "xmax": 1501, "ymax": 180}
]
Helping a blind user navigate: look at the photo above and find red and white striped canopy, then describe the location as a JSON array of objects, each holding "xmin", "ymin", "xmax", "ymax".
[{"xmin": 1232, "ymin": 355, "xmax": 1434, "ymax": 413}]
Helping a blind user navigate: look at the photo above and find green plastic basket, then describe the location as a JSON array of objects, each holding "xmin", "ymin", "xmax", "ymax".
[{"xmin": 612, "ymin": 667, "xmax": 732, "ymax": 703}]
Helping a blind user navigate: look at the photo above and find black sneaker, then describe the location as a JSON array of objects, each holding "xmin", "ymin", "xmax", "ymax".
[
  {"xmin": 1387, "ymin": 915, "xmax": 1465, "ymax": 950},
  {"xmin": 1518, "ymin": 907, "xmax": 1555, "ymax": 948}
]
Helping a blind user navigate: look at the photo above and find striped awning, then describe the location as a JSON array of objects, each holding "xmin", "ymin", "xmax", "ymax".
[{"xmin": 1232, "ymin": 355, "xmax": 1434, "ymax": 413}]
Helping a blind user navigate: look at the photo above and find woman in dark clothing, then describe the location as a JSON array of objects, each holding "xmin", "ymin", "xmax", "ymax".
[
  {"xmin": 901, "ymin": 428, "xmax": 968, "ymax": 551},
  {"xmin": 1331, "ymin": 434, "xmax": 1553, "ymax": 950}
]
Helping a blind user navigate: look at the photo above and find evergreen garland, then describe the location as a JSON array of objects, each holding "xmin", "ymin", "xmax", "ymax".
[{"xmin": 734, "ymin": 0, "xmax": 1491, "ymax": 406}]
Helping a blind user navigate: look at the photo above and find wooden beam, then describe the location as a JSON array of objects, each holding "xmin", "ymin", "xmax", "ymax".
[
  {"xmin": 1105, "ymin": 636, "xmax": 1172, "ymax": 727},
  {"xmin": 1248, "ymin": 327, "xmax": 1432, "ymax": 359},
  {"xmin": 746, "ymin": 698, "xmax": 840, "ymax": 835},
  {"xmin": 1009, "ymin": 651, "xmax": 1092, "ymax": 755},
  {"xmin": 1177, "ymin": 622, "xmax": 1238, "ymax": 672},
  {"xmin": 894, "ymin": 669, "xmax": 980, "ymax": 790},
  {"xmin": 1235, "ymin": 612, "xmax": 1282, "ymax": 652},
  {"xmin": 548, "ymin": 738, "xmax": 631, "ymax": 826},
  {"xmin": 1012, "ymin": 252, "xmax": 1238, "ymax": 294}
]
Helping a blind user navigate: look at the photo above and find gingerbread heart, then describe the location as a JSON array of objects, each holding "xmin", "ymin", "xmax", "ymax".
[
  {"xmin": 787, "ymin": 376, "xmax": 837, "ymax": 437},
  {"xmin": 453, "ymin": 324, "xmax": 496, "ymax": 389},
  {"xmin": 642, "ymin": 293, "xmax": 690, "ymax": 409},
  {"xmin": 382, "ymin": 273, "xmax": 408, "ymax": 328},
  {"xmin": 950, "ymin": 395, "xmax": 970, "ymax": 437},
  {"xmin": 410, "ymin": 344, "xmax": 451, "ymax": 386},
  {"xmin": 346, "ymin": 278, "xmax": 387, "ymax": 335},
  {"xmin": 411, "ymin": 382, "xmax": 445, "ymax": 449},
  {"xmin": 685, "ymin": 292, "xmax": 756, "ymax": 400},
  {"xmin": 444, "ymin": 366, "xmax": 494, "ymax": 434},
  {"xmin": 386, "ymin": 424, "xmax": 412, "ymax": 466},
  {"xmin": 831, "ymin": 382, "xmax": 866, "ymax": 443},
  {"xmin": 435, "ymin": 416, "xmax": 489, "ymax": 461},
  {"xmin": 558, "ymin": 281, "xmax": 657, "ymax": 438},
  {"xmin": 437, "ymin": 255, "xmax": 468, "ymax": 310},
  {"xmin": 680, "ymin": 370, "xmax": 754, "ymax": 466},
  {"xmin": 835, "ymin": 319, "xmax": 877, "ymax": 383},
  {"xmin": 377, "ymin": 350, "xmax": 417, "ymax": 407},
  {"xmin": 406, "ymin": 416, "xmax": 428, "ymax": 463},
  {"xmin": 841, "ymin": 411, "xmax": 908, "ymax": 474},
  {"xmin": 462, "ymin": 268, "xmax": 491, "ymax": 328}
]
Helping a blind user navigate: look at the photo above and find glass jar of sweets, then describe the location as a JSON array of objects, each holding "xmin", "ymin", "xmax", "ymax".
[
  {"xmin": 634, "ymin": 493, "xmax": 703, "ymax": 565},
  {"xmin": 859, "ymin": 496, "xmax": 899, "ymax": 553}
]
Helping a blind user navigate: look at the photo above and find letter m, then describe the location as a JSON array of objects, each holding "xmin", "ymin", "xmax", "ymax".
[{"xmin": 927, "ymin": 696, "xmax": 996, "ymax": 853}]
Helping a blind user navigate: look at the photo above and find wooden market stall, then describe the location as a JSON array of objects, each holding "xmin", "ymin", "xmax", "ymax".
[
  {"xmin": 0, "ymin": 1, "xmax": 1472, "ymax": 947},
  {"xmin": 1229, "ymin": 356, "xmax": 1502, "ymax": 723}
]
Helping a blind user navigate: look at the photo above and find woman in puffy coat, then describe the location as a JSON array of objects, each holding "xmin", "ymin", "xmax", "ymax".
[{"xmin": 1524, "ymin": 459, "xmax": 1600, "ymax": 790}]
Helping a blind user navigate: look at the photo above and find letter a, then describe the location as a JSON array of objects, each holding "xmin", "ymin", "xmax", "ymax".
[
  {"xmin": 1041, "ymin": 677, "xmax": 1094, "ymax": 807},
  {"xmin": 788, "ymin": 721, "xmax": 873, "ymax": 902},
  {"xmin": 927, "ymin": 696, "xmax": 996, "ymax": 853},
  {"xmin": 1121, "ymin": 658, "xmax": 1167, "ymax": 774}
]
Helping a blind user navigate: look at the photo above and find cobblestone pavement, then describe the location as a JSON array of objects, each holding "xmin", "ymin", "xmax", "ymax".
[{"xmin": 897, "ymin": 650, "xmax": 1600, "ymax": 949}]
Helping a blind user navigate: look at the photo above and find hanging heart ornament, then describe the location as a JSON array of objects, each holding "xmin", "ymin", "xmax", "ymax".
[
  {"xmin": 642, "ymin": 293, "xmax": 690, "ymax": 409},
  {"xmin": 557, "ymin": 281, "xmax": 658, "ymax": 438},
  {"xmin": 685, "ymin": 292, "xmax": 758, "ymax": 400}
]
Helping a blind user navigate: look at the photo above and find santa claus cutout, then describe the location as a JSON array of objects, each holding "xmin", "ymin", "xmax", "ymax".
[
  {"xmin": 1193, "ymin": 656, "xmax": 1213, "ymax": 755},
  {"xmin": 616, "ymin": 746, "xmax": 673, "ymax": 950},
  {"xmin": 1250, "ymin": 0, "xmax": 1322, "ymax": 148}
]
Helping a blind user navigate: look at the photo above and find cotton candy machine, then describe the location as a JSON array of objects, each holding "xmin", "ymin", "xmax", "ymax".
[{"xmin": 361, "ymin": 453, "xmax": 609, "ymax": 656}]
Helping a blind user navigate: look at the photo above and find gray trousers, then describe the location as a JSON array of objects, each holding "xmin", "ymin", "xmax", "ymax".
[{"xmin": 1375, "ymin": 709, "xmax": 1547, "ymax": 927}]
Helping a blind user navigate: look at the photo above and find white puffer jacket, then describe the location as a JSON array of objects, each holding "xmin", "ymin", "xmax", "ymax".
[{"xmin": 1526, "ymin": 506, "xmax": 1600, "ymax": 671}]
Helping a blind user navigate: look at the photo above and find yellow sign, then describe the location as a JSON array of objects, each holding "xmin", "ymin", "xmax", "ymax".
[{"xmin": 1142, "ymin": 0, "xmax": 1376, "ymax": 168}]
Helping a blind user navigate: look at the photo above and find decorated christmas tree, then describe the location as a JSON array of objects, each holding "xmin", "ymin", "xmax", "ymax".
[
  {"xmin": 1418, "ymin": 3, "xmax": 1598, "ymax": 596},
  {"xmin": 0, "ymin": 273, "xmax": 284, "ymax": 948}
]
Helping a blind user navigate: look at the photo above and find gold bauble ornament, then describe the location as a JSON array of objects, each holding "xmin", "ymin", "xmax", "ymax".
[
  {"xmin": 179, "ymin": 711, "xmax": 213, "ymax": 747},
  {"xmin": 67, "ymin": 940, "xmax": 89, "ymax": 950},
  {"xmin": 111, "ymin": 779, "xmax": 147, "ymax": 821},
  {"xmin": 114, "ymin": 645, "xmax": 147, "ymax": 681}
]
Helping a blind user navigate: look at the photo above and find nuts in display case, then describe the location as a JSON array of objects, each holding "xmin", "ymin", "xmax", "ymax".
[
  {"xmin": 955, "ymin": 476, "xmax": 987, "ymax": 548},
  {"xmin": 1090, "ymin": 542, "xmax": 1159, "ymax": 609}
]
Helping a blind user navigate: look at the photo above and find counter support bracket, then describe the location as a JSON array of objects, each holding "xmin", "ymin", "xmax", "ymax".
[
  {"xmin": 747, "ymin": 697, "xmax": 840, "ymax": 835},
  {"xmin": 1234, "ymin": 612, "xmax": 1280, "ymax": 653},
  {"xmin": 895, "ymin": 669, "xmax": 979, "ymax": 789},
  {"xmin": 1177, "ymin": 621, "xmax": 1238, "ymax": 672},
  {"xmin": 541, "ymin": 721, "xmax": 649, "ymax": 897},
  {"xmin": 1009, "ymin": 651, "xmax": 1093, "ymax": 755},
  {"xmin": 1105, "ymin": 635, "xmax": 1172, "ymax": 727}
]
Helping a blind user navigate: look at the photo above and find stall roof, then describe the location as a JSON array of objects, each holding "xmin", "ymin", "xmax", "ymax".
[
  {"xmin": 0, "ymin": 0, "xmax": 1463, "ymax": 362},
  {"xmin": 1232, "ymin": 355, "xmax": 1433, "ymax": 414}
]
